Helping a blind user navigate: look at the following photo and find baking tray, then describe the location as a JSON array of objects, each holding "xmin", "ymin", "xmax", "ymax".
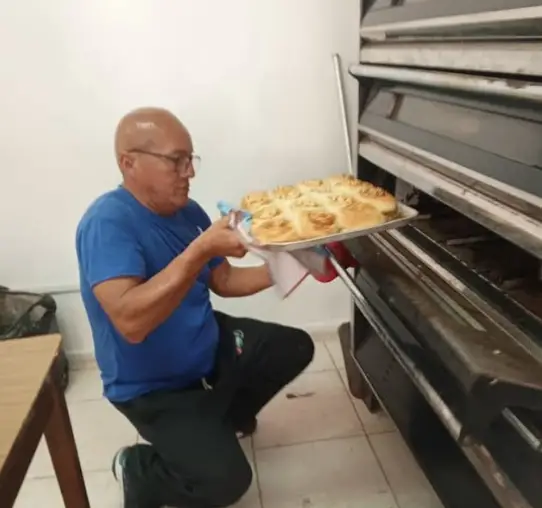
[{"xmin": 253, "ymin": 202, "xmax": 419, "ymax": 252}]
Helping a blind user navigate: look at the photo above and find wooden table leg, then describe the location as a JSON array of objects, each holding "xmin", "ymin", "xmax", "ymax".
[{"xmin": 44, "ymin": 369, "xmax": 90, "ymax": 508}]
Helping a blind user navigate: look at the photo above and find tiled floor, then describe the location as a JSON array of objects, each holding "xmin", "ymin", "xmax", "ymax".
[{"xmin": 15, "ymin": 334, "xmax": 443, "ymax": 508}]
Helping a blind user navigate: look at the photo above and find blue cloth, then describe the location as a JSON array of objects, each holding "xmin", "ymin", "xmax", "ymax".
[
  {"xmin": 76, "ymin": 187, "xmax": 224, "ymax": 402},
  {"xmin": 217, "ymin": 200, "xmax": 252, "ymax": 228}
]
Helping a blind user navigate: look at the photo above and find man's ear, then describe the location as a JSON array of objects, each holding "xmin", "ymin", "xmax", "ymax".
[{"xmin": 119, "ymin": 152, "xmax": 135, "ymax": 175}]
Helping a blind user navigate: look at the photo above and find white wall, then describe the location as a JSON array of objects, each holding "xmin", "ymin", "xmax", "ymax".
[{"xmin": 0, "ymin": 0, "xmax": 359, "ymax": 355}]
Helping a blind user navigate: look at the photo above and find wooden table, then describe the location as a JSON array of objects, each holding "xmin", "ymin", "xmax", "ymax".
[{"xmin": 0, "ymin": 334, "xmax": 90, "ymax": 507}]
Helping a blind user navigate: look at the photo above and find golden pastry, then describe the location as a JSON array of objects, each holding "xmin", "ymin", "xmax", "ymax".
[
  {"xmin": 327, "ymin": 174, "xmax": 359, "ymax": 186},
  {"xmin": 331, "ymin": 175, "xmax": 365, "ymax": 189},
  {"xmin": 251, "ymin": 205, "xmax": 284, "ymax": 221},
  {"xmin": 325, "ymin": 194, "xmax": 358, "ymax": 209},
  {"xmin": 351, "ymin": 185, "xmax": 397, "ymax": 214},
  {"xmin": 271, "ymin": 185, "xmax": 303, "ymax": 200},
  {"xmin": 251, "ymin": 217, "xmax": 300, "ymax": 244},
  {"xmin": 336, "ymin": 202, "xmax": 385, "ymax": 230},
  {"xmin": 289, "ymin": 196, "xmax": 324, "ymax": 210},
  {"xmin": 300, "ymin": 178, "xmax": 327, "ymax": 188},
  {"xmin": 298, "ymin": 179, "xmax": 331, "ymax": 194},
  {"xmin": 241, "ymin": 191, "xmax": 272, "ymax": 212},
  {"xmin": 295, "ymin": 210, "xmax": 340, "ymax": 239}
]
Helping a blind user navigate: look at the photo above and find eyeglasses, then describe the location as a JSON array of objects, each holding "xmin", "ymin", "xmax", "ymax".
[{"xmin": 128, "ymin": 149, "xmax": 201, "ymax": 175}]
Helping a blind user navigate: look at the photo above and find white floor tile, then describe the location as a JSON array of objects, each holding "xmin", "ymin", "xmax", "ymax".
[
  {"xmin": 69, "ymin": 398, "xmax": 138, "ymax": 472},
  {"xmin": 237, "ymin": 438, "xmax": 262, "ymax": 508},
  {"xmin": 15, "ymin": 470, "xmax": 120, "ymax": 508},
  {"xmin": 339, "ymin": 369, "xmax": 396, "ymax": 435},
  {"xmin": 17, "ymin": 468, "xmax": 261, "ymax": 508},
  {"xmin": 25, "ymin": 438, "xmax": 53, "ymax": 479},
  {"xmin": 371, "ymin": 433, "xmax": 444, "ymax": 508},
  {"xmin": 305, "ymin": 341, "xmax": 335, "ymax": 373},
  {"xmin": 325, "ymin": 337, "xmax": 346, "ymax": 370},
  {"xmin": 65, "ymin": 368, "xmax": 103, "ymax": 403},
  {"xmin": 254, "ymin": 370, "xmax": 363, "ymax": 449},
  {"xmin": 256, "ymin": 436, "xmax": 397, "ymax": 508}
]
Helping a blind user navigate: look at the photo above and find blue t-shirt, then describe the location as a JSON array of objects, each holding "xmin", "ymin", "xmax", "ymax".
[{"xmin": 76, "ymin": 187, "xmax": 223, "ymax": 402}]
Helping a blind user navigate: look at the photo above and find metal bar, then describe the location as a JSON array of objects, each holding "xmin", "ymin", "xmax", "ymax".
[
  {"xmin": 359, "ymin": 41, "xmax": 542, "ymax": 77},
  {"xmin": 503, "ymin": 409, "xmax": 542, "ymax": 453},
  {"xmin": 327, "ymin": 250, "xmax": 463, "ymax": 440},
  {"xmin": 361, "ymin": 5, "xmax": 542, "ymax": 40},
  {"xmin": 332, "ymin": 54, "xmax": 354, "ymax": 176},
  {"xmin": 358, "ymin": 138, "xmax": 542, "ymax": 260},
  {"xmin": 350, "ymin": 64, "xmax": 542, "ymax": 103}
]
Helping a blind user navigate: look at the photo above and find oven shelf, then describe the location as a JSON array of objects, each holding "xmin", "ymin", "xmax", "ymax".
[{"xmin": 344, "ymin": 234, "xmax": 542, "ymax": 438}]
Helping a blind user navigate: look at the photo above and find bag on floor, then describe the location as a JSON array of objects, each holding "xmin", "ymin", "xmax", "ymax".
[{"xmin": 0, "ymin": 286, "xmax": 70, "ymax": 390}]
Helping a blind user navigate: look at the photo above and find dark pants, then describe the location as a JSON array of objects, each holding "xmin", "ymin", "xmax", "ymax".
[{"xmin": 113, "ymin": 312, "xmax": 314, "ymax": 508}]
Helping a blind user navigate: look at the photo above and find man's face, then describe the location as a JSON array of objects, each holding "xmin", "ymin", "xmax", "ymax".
[{"xmin": 124, "ymin": 122, "xmax": 196, "ymax": 214}]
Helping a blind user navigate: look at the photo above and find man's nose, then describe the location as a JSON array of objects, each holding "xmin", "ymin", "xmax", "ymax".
[{"xmin": 185, "ymin": 162, "xmax": 196, "ymax": 178}]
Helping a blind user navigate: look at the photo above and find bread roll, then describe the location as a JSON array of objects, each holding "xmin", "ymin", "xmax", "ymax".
[
  {"xmin": 251, "ymin": 204, "xmax": 284, "ymax": 220},
  {"xmin": 350, "ymin": 185, "xmax": 397, "ymax": 214},
  {"xmin": 298, "ymin": 179, "xmax": 331, "ymax": 193},
  {"xmin": 336, "ymin": 202, "xmax": 385, "ymax": 230},
  {"xmin": 294, "ymin": 210, "xmax": 340, "ymax": 239},
  {"xmin": 288, "ymin": 196, "xmax": 324, "ymax": 210},
  {"xmin": 240, "ymin": 174, "xmax": 398, "ymax": 244},
  {"xmin": 241, "ymin": 191, "xmax": 272, "ymax": 212},
  {"xmin": 271, "ymin": 185, "xmax": 302, "ymax": 200},
  {"xmin": 325, "ymin": 194, "xmax": 358, "ymax": 209},
  {"xmin": 251, "ymin": 217, "xmax": 300, "ymax": 244}
]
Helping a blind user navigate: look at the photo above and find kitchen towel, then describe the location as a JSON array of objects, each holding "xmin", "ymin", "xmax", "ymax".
[{"xmin": 217, "ymin": 201, "xmax": 311, "ymax": 298}]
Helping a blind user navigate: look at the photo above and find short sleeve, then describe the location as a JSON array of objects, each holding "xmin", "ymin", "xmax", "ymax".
[
  {"xmin": 188, "ymin": 201, "xmax": 225, "ymax": 270},
  {"xmin": 77, "ymin": 216, "xmax": 146, "ymax": 288}
]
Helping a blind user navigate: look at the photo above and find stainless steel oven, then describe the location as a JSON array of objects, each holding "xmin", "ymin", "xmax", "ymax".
[{"xmin": 335, "ymin": 2, "xmax": 542, "ymax": 507}]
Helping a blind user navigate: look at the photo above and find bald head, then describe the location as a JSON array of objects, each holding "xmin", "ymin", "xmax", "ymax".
[
  {"xmin": 114, "ymin": 107, "xmax": 189, "ymax": 162},
  {"xmin": 115, "ymin": 107, "xmax": 195, "ymax": 215}
]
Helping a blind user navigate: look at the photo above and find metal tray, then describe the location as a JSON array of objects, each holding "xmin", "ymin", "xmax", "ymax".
[{"xmin": 256, "ymin": 203, "xmax": 419, "ymax": 252}]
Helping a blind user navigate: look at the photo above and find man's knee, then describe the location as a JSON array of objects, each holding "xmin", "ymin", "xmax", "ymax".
[
  {"xmin": 198, "ymin": 458, "xmax": 253, "ymax": 507},
  {"xmin": 287, "ymin": 328, "xmax": 315, "ymax": 374}
]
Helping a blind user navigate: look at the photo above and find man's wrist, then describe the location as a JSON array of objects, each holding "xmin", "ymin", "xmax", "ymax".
[{"xmin": 189, "ymin": 235, "xmax": 214, "ymax": 263}]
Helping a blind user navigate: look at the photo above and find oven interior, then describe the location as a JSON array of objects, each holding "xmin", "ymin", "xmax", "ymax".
[{"xmin": 402, "ymin": 186, "xmax": 542, "ymax": 323}]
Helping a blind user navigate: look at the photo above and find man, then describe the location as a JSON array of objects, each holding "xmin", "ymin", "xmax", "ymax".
[{"xmin": 76, "ymin": 107, "xmax": 314, "ymax": 508}]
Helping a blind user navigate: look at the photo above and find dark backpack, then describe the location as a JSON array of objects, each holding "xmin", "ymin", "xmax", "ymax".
[{"xmin": 0, "ymin": 287, "xmax": 69, "ymax": 390}]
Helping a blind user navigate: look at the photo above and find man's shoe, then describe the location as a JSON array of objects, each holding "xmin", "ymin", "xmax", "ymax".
[
  {"xmin": 112, "ymin": 447, "xmax": 134, "ymax": 508},
  {"xmin": 236, "ymin": 416, "xmax": 258, "ymax": 439}
]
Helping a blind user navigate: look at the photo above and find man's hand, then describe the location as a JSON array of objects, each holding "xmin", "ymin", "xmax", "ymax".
[{"xmin": 195, "ymin": 217, "xmax": 247, "ymax": 259}]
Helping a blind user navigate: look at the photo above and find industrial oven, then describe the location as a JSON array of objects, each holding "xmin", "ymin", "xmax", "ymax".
[{"xmin": 333, "ymin": 2, "xmax": 542, "ymax": 507}]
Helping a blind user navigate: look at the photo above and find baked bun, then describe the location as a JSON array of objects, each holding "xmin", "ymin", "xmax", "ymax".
[
  {"xmin": 295, "ymin": 210, "xmax": 340, "ymax": 239},
  {"xmin": 298, "ymin": 179, "xmax": 331, "ymax": 193},
  {"xmin": 251, "ymin": 217, "xmax": 300, "ymax": 244},
  {"xmin": 336, "ymin": 202, "xmax": 385, "ymax": 230},
  {"xmin": 288, "ymin": 196, "xmax": 324, "ymax": 210},
  {"xmin": 241, "ymin": 191, "xmax": 272, "ymax": 212},
  {"xmin": 251, "ymin": 205, "xmax": 284, "ymax": 221},
  {"xmin": 271, "ymin": 185, "xmax": 302, "ymax": 200},
  {"xmin": 351, "ymin": 185, "xmax": 397, "ymax": 214},
  {"xmin": 325, "ymin": 194, "xmax": 358, "ymax": 209},
  {"xmin": 240, "ymin": 174, "xmax": 398, "ymax": 244},
  {"xmin": 328, "ymin": 174, "xmax": 360, "ymax": 187}
]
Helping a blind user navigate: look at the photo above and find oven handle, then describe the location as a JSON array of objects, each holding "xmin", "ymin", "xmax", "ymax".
[{"xmin": 326, "ymin": 250, "xmax": 463, "ymax": 441}]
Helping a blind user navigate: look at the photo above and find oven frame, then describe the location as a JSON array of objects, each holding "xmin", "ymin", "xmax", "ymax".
[{"xmin": 336, "ymin": 2, "xmax": 542, "ymax": 507}]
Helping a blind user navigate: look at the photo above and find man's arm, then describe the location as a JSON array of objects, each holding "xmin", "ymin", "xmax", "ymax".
[
  {"xmin": 93, "ymin": 240, "xmax": 210, "ymax": 344},
  {"xmin": 80, "ymin": 214, "xmax": 246, "ymax": 344},
  {"xmin": 209, "ymin": 260, "xmax": 273, "ymax": 298}
]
